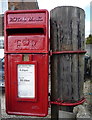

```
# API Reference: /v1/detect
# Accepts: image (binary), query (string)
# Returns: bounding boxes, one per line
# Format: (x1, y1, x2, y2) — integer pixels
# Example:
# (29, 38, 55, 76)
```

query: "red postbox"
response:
(4, 10, 49, 117)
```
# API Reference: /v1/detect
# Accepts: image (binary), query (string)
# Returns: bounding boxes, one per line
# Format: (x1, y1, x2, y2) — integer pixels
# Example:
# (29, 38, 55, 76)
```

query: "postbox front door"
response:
(4, 10, 49, 117)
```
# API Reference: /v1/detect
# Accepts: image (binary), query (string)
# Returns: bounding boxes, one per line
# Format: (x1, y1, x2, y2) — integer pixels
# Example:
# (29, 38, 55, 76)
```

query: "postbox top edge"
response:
(5, 9, 49, 15)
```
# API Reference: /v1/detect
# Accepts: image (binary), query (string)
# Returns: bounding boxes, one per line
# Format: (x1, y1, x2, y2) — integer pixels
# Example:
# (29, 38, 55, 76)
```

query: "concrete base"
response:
(59, 110, 76, 119)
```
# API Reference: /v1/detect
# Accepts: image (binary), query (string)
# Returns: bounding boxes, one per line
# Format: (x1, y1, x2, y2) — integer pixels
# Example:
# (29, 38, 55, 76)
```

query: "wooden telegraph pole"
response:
(50, 6, 85, 119)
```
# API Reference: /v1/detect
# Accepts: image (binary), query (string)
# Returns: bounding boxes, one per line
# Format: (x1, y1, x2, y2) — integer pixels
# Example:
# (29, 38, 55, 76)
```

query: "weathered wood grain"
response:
(50, 6, 85, 118)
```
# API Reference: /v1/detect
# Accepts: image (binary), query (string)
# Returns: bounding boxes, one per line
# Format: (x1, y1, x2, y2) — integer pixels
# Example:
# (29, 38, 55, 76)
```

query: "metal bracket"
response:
(49, 98, 86, 106)
(50, 50, 86, 56)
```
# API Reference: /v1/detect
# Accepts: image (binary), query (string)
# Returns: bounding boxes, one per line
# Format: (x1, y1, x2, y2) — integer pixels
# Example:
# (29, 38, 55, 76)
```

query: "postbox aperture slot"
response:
(7, 28, 45, 35)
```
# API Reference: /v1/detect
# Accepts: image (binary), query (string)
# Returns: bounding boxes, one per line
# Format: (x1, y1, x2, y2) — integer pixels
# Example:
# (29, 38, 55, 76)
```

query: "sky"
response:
(38, 0, 91, 37)
(0, 0, 91, 37)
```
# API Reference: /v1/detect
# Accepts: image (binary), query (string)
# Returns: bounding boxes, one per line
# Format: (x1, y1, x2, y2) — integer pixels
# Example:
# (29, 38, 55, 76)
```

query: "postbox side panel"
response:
(5, 54, 48, 116)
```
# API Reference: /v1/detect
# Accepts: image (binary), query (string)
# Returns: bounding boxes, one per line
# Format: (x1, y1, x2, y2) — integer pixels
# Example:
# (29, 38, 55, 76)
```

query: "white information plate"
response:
(18, 64, 35, 98)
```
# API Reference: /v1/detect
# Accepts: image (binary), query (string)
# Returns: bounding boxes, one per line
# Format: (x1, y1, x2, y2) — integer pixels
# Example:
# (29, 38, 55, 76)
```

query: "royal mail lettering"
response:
(9, 16, 43, 22)
(9, 17, 27, 22)
(8, 13, 45, 24)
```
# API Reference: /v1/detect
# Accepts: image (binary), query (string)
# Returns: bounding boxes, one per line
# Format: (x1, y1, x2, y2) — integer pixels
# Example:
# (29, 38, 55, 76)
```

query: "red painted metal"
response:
(4, 10, 49, 53)
(50, 50, 86, 56)
(4, 10, 49, 117)
(49, 98, 86, 106)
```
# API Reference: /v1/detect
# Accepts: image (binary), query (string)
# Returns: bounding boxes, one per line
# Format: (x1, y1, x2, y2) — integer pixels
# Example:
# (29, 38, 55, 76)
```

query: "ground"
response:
(0, 78, 92, 119)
